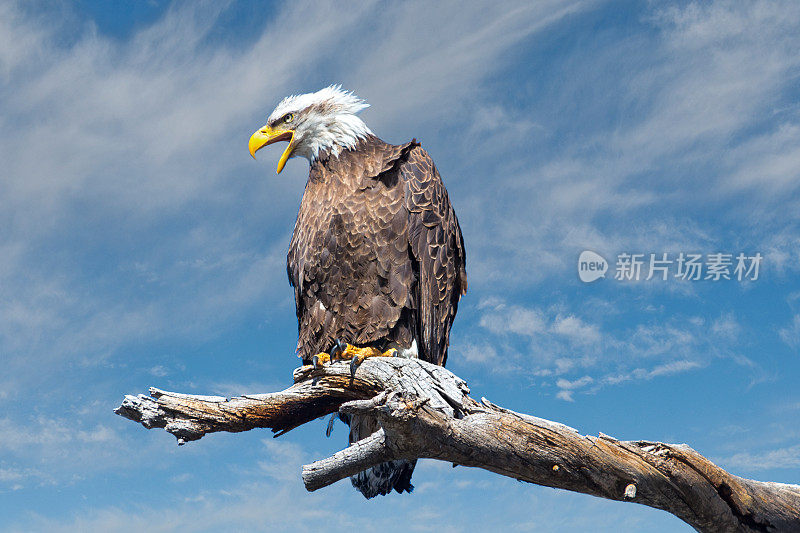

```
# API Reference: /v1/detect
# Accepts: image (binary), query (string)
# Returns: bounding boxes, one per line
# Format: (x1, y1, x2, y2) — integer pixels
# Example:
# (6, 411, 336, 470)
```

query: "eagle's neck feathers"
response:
(296, 113, 373, 162)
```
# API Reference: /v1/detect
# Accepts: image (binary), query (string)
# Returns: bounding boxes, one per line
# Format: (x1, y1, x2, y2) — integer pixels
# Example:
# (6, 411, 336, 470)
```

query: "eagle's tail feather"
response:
(341, 412, 416, 498)
(350, 459, 416, 498)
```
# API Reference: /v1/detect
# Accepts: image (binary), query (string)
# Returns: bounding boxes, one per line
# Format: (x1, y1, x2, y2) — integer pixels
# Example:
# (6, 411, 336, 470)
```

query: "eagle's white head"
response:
(249, 85, 373, 173)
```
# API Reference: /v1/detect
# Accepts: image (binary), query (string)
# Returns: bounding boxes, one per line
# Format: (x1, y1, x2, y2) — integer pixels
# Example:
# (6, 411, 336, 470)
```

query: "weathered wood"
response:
(116, 357, 800, 533)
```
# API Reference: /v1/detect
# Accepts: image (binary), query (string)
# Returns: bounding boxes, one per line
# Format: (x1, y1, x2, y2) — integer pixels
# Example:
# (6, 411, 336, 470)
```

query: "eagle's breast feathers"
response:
(287, 135, 466, 367)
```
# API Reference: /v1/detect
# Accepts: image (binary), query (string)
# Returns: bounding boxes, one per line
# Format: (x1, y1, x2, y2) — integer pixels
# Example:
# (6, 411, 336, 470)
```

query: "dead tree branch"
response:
(116, 358, 800, 533)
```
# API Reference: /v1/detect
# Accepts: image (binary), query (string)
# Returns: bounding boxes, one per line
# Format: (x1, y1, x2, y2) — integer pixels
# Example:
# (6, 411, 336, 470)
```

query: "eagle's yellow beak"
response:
(249, 126, 295, 174)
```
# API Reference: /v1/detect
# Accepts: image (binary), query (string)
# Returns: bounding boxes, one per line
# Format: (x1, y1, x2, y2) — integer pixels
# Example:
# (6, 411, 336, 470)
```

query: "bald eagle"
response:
(249, 86, 467, 498)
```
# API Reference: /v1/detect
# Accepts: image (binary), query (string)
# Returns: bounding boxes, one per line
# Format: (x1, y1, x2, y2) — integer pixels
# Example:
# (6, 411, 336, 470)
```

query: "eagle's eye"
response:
(283, 113, 294, 124)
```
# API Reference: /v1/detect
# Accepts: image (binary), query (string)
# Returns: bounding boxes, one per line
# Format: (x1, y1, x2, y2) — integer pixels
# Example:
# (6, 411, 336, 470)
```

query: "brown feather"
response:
(287, 135, 466, 369)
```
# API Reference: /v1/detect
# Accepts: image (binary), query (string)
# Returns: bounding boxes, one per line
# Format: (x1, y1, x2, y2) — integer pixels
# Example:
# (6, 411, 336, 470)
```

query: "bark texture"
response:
(115, 358, 800, 533)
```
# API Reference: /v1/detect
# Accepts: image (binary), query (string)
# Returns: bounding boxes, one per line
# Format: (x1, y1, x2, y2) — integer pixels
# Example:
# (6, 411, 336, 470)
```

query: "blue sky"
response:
(1, 0, 799, 531)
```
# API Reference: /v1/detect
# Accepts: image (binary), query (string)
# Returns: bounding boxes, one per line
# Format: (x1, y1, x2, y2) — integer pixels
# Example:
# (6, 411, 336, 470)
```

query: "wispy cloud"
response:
(711, 313, 740, 342)
(779, 315, 800, 348)
(720, 444, 800, 472)
(0, 415, 138, 490)
(460, 298, 743, 401)
(258, 439, 306, 482)
(552, 315, 601, 346)
(479, 301, 547, 337)
(555, 376, 594, 402)
(602, 360, 703, 387)
(8, 450, 681, 533)
(460, 0, 800, 288)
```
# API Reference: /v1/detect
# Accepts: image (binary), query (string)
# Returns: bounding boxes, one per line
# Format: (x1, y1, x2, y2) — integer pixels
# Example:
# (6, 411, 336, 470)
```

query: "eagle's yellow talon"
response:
(311, 352, 331, 369)
(340, 345, 396, 360)
(311, 344, 396, 370)
(333, 345, 397, 376)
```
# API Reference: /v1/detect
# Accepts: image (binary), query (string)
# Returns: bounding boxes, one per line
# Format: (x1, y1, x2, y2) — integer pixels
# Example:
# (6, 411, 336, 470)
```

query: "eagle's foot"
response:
(346, 346, 397, 377)
(310, 341, 396, 374)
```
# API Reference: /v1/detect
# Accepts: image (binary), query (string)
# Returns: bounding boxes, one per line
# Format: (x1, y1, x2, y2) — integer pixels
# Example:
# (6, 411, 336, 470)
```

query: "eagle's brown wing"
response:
(401, 144, 467, 366)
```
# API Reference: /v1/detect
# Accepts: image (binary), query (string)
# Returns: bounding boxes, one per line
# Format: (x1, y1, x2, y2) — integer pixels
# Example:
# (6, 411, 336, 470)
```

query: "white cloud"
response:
(552, 315, 601, 345)
(0, 417, 116, 454)
(720, 444, 800, 471)
(459, 0, 800, 289)
(0, 415, 140, 490)
(149, 365, 169, 378)
(479, 302, 547, 337)
(556, 390, 576, 402)
(763, 232, 800, 274)
(555, 375, 594, 402)
(779, 315, 800, 348)
(626, 324, 697, 358)
(258, 439, 306, 482)
(209, 380, 284, 398)
(611, 359, 708, 394)
(710, 313, 739, 342)
(350, 0, 591, 131)
(727, 125, 800, 195)
(460, 342, 500, 364)
(556, 376, 594, 390)
(470, 298, 744, 401)
(627, 1, 800, 167)
(614, 360, 704, 383)
(643, 360, 702, 379)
